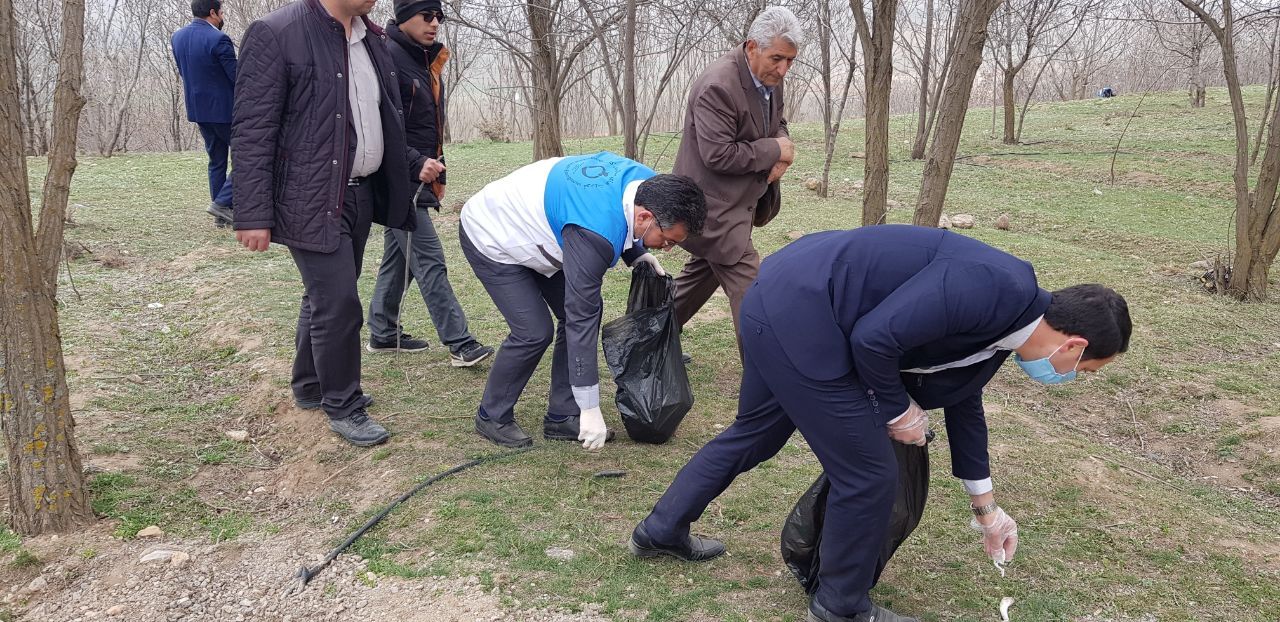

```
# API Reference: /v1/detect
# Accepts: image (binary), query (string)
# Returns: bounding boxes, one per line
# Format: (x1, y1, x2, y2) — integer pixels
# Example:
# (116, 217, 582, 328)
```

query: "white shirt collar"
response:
(994, 316, 1042, 351)
(621, 179, 643, 251)
(349, 17, 367, 44)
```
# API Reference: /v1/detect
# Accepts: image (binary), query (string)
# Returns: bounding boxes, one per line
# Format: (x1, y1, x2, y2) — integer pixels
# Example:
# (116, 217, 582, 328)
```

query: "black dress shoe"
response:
(328, 408, 390, 447)
(475, 416, 533, 448)
(629, 520, 725, 562)
(543, 416, 616, 442)
(296, 393, 373, 410)
(808, 599, 918, 622)
(207, 202, 234, 224)
(681, 352, 692, 365)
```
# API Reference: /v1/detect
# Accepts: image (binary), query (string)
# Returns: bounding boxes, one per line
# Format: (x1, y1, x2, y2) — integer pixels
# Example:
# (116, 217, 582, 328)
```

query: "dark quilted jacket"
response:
(231, 0, 421, 252)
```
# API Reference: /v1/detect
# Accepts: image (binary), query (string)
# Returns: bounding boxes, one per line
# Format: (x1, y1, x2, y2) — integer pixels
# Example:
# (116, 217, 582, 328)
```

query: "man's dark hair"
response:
(192, 0, 222, 18)
(635, 174, 706, 236)
(1044, 284, 1132, 360)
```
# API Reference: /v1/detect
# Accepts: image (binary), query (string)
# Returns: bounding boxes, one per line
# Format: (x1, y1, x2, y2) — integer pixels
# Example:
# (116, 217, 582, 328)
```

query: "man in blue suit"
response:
(630, 225, 1132, 622)
(171, 0, 237, 227)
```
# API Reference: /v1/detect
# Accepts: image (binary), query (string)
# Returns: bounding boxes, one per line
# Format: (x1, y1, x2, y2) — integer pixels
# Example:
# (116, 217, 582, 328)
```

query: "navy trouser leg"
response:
(646, 289, 897, 617)
(197, 122, 233, 207)
(289, 183, 374, 420)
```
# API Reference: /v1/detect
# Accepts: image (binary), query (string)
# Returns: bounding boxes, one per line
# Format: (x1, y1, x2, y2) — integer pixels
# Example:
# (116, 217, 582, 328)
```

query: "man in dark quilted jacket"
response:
(231, 0, 439, 447)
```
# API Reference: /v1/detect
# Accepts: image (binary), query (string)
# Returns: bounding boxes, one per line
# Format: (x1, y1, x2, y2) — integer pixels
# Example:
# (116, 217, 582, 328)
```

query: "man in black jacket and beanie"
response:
(365, 0, 495, 368)
(232, 0, 440, 447)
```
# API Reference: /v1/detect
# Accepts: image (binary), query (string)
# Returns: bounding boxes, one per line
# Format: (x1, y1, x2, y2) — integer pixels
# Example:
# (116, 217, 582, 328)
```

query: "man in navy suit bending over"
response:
(630, 225, 1132, 622)
(171, 0, 237, 227)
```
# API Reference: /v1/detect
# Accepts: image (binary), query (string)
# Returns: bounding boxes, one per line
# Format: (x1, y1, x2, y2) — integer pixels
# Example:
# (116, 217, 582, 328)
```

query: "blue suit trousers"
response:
(644, 285, 899, 617)
(197, 122, 233, 208)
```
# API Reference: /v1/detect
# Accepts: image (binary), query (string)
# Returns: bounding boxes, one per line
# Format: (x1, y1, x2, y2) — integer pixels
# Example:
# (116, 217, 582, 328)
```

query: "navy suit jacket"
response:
(754, 225, 1051, 480)
(171, 19, 237, 124)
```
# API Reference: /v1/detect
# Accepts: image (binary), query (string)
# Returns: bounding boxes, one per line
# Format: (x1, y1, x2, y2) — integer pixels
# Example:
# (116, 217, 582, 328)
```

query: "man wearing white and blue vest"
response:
(460, 152, 707, 449)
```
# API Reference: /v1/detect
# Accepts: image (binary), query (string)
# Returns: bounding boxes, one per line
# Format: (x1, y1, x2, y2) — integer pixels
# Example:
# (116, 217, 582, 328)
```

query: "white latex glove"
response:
(886, 400, 928, 446)
(970, 507, 1019, 572)
(632, 252, 666, 276)
(578, 407, 609, 450)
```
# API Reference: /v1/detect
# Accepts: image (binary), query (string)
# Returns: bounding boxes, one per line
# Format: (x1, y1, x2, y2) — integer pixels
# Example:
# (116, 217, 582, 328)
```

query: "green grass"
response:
(31, 86, 1280, 620)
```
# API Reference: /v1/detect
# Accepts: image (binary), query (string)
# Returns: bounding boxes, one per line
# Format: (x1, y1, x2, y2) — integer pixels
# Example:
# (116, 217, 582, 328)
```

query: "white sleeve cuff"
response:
(571, 384, 600, 411)
(962, 477, 993, 496)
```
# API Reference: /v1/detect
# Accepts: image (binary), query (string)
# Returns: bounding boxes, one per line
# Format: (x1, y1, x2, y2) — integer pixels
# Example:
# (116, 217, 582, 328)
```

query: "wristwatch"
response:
(971, 500, 999, 517)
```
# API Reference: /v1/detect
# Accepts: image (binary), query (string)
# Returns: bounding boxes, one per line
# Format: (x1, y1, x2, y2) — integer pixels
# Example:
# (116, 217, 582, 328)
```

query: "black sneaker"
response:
(367, 333, 430, 353)
(328, 408, 390, 447)
(295, 394, 374, 410)
(451, 342, 495, 367)
(474, 416, 533, 448)
(681, 352, 692, 365)
(543, 416, 616, 442)
(207, 202, 234, 225)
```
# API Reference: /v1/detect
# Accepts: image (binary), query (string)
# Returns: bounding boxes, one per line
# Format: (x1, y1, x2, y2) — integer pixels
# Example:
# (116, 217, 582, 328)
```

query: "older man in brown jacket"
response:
(672, 7, 802, 354)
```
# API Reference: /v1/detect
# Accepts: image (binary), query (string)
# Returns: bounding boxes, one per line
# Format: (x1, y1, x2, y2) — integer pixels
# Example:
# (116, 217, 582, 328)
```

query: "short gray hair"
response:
(747, 7, 804, 50)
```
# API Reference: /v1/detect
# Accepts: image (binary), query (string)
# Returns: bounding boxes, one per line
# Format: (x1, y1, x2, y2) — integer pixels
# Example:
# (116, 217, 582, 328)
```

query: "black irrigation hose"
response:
(288, 445, 540, 594)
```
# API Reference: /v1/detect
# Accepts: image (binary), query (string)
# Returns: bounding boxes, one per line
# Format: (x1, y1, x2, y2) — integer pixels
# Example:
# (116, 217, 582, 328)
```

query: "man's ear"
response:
(1065, 336, 1089, 355)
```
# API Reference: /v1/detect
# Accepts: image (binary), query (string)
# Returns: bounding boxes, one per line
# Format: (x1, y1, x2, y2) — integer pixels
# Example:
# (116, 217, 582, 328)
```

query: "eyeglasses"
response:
(421, 10, 446, 23)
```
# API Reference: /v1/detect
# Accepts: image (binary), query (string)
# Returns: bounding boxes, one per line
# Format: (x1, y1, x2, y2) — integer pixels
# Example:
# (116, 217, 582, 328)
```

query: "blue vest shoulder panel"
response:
(544, 152, 656, 260)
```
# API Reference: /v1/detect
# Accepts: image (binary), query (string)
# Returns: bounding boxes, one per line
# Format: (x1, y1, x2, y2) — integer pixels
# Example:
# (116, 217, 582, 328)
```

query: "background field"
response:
(4, 88, 1278, 621)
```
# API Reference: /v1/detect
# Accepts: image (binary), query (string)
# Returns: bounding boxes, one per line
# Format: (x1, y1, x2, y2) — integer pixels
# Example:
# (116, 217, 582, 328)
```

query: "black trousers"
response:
(289, 182, 374, 420)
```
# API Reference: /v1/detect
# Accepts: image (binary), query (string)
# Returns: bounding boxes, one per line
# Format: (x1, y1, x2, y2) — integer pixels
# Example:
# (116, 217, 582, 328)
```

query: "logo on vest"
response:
(560, 155, 621, 190)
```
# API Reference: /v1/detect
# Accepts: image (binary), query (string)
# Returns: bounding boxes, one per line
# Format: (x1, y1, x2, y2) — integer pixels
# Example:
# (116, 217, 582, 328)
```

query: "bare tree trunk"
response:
(0, 0, 94, 536)
(621, 0, 637, 158)
(816, 0, 856, 198)
(914, 0, 1004, 228)
(1071, 70, 1086, 99)
(910, 0, 934, 160)
(1001, 69, 1016, 143)
(1189, 38, 1206, 108)
(527, 0, 564, 159)
(851, 0, 899, 226)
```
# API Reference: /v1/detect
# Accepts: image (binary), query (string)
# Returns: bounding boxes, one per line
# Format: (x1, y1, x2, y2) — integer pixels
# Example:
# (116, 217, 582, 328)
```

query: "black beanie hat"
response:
(394, 0, 444, 25)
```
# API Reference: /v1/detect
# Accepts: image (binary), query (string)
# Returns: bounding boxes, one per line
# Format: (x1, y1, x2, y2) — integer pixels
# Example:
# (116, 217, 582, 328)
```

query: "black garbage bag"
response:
(601, 261, 694, 444)
(780, 431, 933, 594)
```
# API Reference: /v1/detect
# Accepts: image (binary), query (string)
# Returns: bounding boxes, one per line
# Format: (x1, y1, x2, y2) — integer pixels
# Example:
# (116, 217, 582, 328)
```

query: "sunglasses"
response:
(421, 10, 446, 23)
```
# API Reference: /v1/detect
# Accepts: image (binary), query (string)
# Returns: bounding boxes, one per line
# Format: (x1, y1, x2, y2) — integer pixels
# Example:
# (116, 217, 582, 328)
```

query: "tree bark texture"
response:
(1001, 69, 1016, 143)
(913, 0, 1004, 228)
(910, 0, 934, 160)
(621, 0, 638, 159)
(851, 0, 899, 226)
(527, 0, 564, 160)
(0, 0, 94, 535)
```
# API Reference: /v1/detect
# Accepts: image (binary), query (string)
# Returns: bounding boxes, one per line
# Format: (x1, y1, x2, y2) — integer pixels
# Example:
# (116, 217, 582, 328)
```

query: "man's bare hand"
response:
(776, 136, 796, 163)
(419, 158, 446, 183)
(767, 160, 790, 184)
(236, 229, 271, 252)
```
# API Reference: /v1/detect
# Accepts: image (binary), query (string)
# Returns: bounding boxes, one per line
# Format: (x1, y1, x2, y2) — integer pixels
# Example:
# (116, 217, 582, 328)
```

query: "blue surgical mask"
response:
(1015, 342, 1084, 385)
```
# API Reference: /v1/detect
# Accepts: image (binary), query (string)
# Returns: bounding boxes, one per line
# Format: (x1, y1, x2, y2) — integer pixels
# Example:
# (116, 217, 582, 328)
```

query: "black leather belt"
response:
(347, 176, 366, 186)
